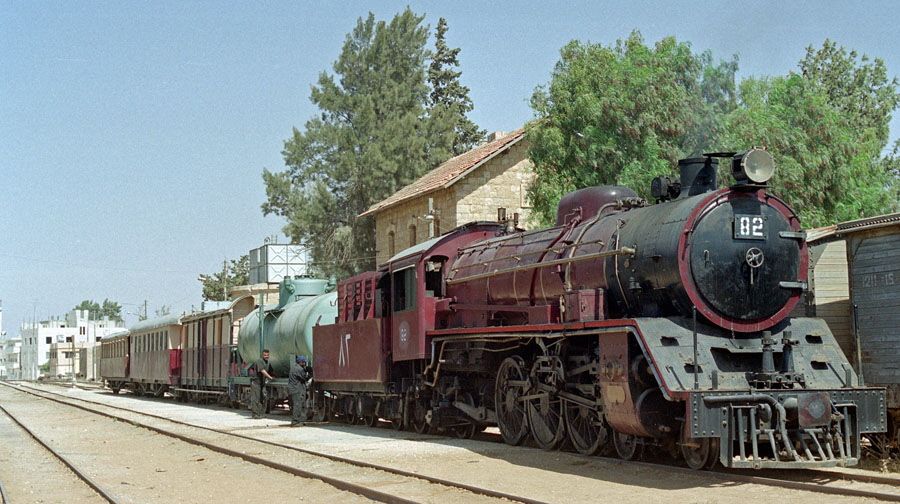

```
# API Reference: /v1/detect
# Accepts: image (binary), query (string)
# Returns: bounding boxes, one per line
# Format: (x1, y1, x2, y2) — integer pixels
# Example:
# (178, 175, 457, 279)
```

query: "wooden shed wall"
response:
(792, 239, 852, 356)
(810, 240, 852, 356)
(846, 227, 900, 405)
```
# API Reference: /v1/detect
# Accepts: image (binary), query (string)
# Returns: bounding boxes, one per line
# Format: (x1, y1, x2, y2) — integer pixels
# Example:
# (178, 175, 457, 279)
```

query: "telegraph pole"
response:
(71, 324, 77, 387)
(223, 259, 228, 301)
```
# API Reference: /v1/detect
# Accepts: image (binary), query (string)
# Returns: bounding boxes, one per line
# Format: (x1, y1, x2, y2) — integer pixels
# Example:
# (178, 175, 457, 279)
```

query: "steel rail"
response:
(0, 400, 120, 504)
(816, 469, 900, 487)
(2, 382, 550, 504)
(581, 454, 900, 502)
(707, 468, 900, 502)
(17, 382, 900, 502)
(0, 474, 9, 504)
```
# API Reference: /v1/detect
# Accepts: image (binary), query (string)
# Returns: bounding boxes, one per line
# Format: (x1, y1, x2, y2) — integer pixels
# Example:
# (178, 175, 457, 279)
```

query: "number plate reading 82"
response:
(733, 214, 767, 240)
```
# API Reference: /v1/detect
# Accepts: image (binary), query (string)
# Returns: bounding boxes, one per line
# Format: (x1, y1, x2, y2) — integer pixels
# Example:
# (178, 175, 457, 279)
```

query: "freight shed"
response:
(838, 213, 900, 411)
(799, 213, 900, 417)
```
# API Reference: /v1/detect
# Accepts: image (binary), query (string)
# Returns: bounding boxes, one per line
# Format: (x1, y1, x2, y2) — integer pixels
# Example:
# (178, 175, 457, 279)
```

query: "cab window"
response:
(392, 267, 416, 312)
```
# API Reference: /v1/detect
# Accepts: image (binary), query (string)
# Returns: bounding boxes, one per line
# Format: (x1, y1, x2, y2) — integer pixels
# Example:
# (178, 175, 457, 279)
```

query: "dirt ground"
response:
(4, 382, 897, 504)
(0, 384, 371, 504)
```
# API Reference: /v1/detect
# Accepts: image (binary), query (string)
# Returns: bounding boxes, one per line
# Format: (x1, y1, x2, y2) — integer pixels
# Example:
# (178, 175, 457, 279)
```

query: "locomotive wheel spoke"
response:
(311, 399, 327, 423)
(613, 431, 644, 461)
(564, 400, 610, 456)
(495, 356, 530, 446)
(680, 434, 714, 470)
(705, 438, 721, 469)
(411, 399, 431, 434)
(453, 423, 477, 439)
(527, 393, 566, 450)
(362, 414, 377, 427)
(452, 392, 477, 439)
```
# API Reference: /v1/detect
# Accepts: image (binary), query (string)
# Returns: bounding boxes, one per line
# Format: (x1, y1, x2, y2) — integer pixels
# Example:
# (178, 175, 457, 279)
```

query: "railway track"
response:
(0, 382, 546, 504)
(9, 381, 900, 502)
(567, 446, 900, 501)
(565, 448, 900, 501)
(0, 400, 116, 504)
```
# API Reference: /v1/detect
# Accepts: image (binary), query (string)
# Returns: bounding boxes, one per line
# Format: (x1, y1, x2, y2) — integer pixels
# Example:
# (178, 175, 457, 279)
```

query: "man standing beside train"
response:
(289, 355, 310, 426)
(250, 349, 275, 419)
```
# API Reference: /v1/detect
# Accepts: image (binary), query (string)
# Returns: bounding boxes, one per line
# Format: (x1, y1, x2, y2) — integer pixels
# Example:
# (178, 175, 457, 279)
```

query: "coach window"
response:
(392, 266, 416, 312)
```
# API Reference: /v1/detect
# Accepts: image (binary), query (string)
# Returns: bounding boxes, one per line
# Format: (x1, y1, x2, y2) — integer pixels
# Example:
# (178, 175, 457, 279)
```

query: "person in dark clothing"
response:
(288, 355, 310, 426)
(249, 349, 275, 419)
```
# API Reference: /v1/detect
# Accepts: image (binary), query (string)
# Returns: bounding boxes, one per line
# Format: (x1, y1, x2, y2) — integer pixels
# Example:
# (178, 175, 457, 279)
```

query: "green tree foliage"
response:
(428, 17, 485, 155)
(74, 300, 100, 315)
(722, 75, 897, 226)
(799, 40, 899, 146)
(722, 40, 900, 227)
(199, 255, 249, 302)
(526, 33, 897, 228)
(73, 299, 123, 322)
(880, 141, 900, 202)
(526, 32, 738, 224)
(263, 9, 478, 277)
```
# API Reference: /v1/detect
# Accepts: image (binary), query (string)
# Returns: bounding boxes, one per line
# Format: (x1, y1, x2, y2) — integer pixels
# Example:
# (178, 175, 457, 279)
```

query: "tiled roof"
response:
(358, 129, 525, 217)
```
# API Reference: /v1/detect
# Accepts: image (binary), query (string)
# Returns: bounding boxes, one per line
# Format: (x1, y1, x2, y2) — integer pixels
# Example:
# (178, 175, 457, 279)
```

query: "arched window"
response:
(409, 224, 417, 247)
(388, 231, 395, 257)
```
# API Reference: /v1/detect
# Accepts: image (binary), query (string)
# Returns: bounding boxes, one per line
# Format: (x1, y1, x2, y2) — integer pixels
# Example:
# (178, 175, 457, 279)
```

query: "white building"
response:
(49, 341, 95, 379)
(1, 337, 22, 380)
(19, 310, 127, 380)
(0, 300, 19, 379)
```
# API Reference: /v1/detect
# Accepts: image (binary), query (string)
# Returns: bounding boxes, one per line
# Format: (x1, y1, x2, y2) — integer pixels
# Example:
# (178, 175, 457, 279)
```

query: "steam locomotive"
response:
(101, 149, 886, 470)
(309, 149, 885, 469)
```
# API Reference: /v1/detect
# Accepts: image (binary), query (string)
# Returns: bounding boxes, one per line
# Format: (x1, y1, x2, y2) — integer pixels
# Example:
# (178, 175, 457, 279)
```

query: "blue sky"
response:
(2, 1, 898, 333)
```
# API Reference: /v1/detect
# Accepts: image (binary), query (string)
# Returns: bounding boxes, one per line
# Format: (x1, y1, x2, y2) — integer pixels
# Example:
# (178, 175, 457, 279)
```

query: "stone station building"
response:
(359, 130, 534, 266)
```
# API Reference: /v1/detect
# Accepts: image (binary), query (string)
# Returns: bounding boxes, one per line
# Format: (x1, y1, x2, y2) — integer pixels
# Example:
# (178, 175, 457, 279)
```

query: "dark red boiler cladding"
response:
(446, 156, 807, 332)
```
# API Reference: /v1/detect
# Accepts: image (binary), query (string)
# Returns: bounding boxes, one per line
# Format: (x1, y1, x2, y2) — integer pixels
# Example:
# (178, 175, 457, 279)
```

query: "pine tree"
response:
(427, 17, 485, 155)
(263, 9, 476, 278)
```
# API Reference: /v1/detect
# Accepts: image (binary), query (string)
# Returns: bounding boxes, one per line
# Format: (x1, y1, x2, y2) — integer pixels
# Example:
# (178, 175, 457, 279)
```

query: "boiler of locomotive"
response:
(446, 149, 806, 333)
(604, 149, 806, 332)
